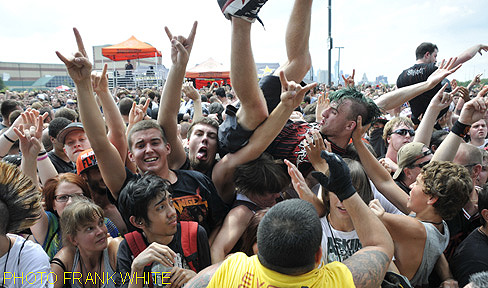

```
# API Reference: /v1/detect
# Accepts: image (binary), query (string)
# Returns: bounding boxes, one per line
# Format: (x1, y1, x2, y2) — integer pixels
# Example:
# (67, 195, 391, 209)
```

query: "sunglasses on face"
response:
(391, 128, 415, 137)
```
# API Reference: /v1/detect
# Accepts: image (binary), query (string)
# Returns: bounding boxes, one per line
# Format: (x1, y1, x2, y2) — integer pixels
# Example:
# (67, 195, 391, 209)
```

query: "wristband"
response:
(38, 151, 47, 157)
(3, 133, 15, 143)
(37, 154, 48, 161)
(451, 120, 470, 138)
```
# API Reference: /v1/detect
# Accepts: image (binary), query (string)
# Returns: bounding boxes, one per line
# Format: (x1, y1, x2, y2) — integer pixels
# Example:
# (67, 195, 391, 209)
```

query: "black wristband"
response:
(451, 120, 470, 138)
(3, 133, 15, 143)
(38, 151, 47, 156)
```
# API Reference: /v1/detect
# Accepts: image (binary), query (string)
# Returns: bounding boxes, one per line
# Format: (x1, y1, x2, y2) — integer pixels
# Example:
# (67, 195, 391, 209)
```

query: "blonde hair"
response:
(60, 197, 104, 245)
(383, 117, 414, 143)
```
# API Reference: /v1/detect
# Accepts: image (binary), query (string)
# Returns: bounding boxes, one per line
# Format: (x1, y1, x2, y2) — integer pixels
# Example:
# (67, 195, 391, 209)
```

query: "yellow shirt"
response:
(207, 252, 355, 288)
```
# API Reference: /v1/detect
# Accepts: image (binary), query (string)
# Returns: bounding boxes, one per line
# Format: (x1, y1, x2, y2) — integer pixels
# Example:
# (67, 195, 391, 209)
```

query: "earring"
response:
(138, 222, 143, 225)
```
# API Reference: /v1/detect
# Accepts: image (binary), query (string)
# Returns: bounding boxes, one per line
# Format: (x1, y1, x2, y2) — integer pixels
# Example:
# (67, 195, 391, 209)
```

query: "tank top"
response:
(69, 248, 116, 288)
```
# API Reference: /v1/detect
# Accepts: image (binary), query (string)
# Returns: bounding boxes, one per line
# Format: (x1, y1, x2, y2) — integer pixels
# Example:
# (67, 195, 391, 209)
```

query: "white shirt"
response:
(0, 234, 53, 288)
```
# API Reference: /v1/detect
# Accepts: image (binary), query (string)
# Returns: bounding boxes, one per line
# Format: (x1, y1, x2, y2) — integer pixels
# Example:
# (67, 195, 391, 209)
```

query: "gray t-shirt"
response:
(409, 220, 449, 286)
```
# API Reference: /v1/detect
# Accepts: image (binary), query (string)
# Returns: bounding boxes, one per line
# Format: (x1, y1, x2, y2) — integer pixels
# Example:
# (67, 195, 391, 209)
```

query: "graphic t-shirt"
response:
(396, 63, 450, 121)
(320, 216, 361, 263)
(123, 168, 229, 233)
(207, 253, 354, 288)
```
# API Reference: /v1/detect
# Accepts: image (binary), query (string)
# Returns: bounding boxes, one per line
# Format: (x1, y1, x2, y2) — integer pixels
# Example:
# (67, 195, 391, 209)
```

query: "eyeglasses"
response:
(391, 128, 415, 137)
(54, 193, 84, 202)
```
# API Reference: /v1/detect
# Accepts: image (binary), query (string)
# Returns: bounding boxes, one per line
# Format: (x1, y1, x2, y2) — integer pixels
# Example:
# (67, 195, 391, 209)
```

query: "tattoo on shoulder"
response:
(185, 273, 213, 288)
(184, 263, 222, 288)
(343, 250, 390, 288)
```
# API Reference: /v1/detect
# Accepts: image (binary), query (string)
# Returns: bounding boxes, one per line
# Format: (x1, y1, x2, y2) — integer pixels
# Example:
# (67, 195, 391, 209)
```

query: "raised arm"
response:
(182, 82, 203, 121)
(212, 71, 317, 204)
(351, 116, 410, 214)
(0, 108, 47, 158)
(92, 64, 128, 164)
(14, 116, 50, 247)
(157, 22, 198, 170)
(413, 83, 453, 145)
(56, 28, 126, 199)
(285, 159, 326, 217)
(452, 44, 488, 67)
(432, 87, 488, 162)
(374, 58, 461, 112)
(312, 152, 394, 288)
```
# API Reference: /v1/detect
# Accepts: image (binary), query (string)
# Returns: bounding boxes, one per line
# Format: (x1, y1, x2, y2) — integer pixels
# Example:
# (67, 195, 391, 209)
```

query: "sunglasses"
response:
(410, 160, 430, 169)
(391, 128, 415, 137)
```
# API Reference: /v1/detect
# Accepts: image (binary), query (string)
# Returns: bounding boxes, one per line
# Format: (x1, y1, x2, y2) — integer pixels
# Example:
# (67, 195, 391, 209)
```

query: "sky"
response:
(1, 0, 487, 84)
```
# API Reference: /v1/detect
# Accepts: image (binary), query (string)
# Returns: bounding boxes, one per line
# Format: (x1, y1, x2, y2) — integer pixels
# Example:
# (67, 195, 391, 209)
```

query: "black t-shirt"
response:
(48, 151, 75, 174)
(445, 211, 481, 261)
(116, 224, 211, 288)
(396, 63, 450, 121)
(450, 228, 488, 287)
(394, 179, 411, 194)
(122, 168, 229, 234)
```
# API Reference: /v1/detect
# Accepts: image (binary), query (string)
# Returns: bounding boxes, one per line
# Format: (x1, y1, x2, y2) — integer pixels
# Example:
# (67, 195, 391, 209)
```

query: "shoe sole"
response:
(220, 0, 236, 14)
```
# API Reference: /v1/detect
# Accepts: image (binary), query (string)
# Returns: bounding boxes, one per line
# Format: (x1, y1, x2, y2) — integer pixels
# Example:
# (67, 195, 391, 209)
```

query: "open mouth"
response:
(144, 157, 158, 163)
(196, 147, 208, 161)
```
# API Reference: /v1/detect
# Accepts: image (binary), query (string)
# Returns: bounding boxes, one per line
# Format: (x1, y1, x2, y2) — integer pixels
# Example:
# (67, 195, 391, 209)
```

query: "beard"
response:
(87, 179, 107, 196)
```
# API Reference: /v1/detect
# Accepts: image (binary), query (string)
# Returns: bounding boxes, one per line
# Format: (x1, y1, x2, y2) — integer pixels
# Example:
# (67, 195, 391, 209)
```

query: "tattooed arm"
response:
(184, 262, 223, 288)
(340, 193, 394, 288)
(343, 248, 390, 288)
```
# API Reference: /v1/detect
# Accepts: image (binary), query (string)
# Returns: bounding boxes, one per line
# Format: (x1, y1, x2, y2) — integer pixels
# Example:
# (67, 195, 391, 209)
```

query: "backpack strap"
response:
(124, 231, 149, 262)
(180, 221, 199, 272)
(124, 231, 153, 288)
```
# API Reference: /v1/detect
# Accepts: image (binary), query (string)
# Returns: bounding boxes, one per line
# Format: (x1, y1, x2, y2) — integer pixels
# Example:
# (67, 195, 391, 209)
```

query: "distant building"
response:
(0, 62, 70, 90)
(317, 69, 329, 84)
(375, 75, 388, 85)
(359, 73, 370, 85)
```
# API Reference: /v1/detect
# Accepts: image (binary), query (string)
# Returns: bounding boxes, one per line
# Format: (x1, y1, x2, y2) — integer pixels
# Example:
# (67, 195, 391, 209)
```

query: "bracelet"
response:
(451, 120, 470, 138)
(38, 151, 47, 157)
(37, 154, 48, 162)
(3, 133, 15, 143)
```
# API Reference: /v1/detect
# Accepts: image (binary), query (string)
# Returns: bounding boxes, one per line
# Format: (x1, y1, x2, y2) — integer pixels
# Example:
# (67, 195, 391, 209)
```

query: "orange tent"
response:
(102, 36, 162, 61)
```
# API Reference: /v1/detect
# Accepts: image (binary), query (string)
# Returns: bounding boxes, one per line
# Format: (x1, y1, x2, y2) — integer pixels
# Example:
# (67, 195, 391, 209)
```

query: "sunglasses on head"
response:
(410, 160, 430, 169)
(391, 128, 415, 137)
(406, 150, 432, 168)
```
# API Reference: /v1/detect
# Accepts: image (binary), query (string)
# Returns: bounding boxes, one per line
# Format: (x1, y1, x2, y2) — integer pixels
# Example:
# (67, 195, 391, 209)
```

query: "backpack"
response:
(124, 221, 199, 273)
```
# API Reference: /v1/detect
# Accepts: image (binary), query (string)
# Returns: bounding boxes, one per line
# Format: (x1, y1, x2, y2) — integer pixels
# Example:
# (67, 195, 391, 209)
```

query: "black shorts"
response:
(218, 105, 254, 156)
(259, 75, 282, 114)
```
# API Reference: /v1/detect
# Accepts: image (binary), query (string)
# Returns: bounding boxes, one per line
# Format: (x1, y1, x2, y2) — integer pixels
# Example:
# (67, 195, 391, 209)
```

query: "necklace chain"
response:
(79, 250, 102, 288)
(1, 236, 11, 288)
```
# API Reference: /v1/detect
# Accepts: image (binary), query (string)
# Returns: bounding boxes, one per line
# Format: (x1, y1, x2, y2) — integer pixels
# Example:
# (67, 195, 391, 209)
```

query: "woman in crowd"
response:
(31, 173, 119, 259)
(50, 197, 119, 288)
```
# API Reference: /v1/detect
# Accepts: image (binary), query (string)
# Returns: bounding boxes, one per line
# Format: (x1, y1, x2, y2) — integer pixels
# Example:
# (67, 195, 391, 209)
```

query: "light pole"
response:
(327, 0, 332, 86)
(336, 46, 344, 85)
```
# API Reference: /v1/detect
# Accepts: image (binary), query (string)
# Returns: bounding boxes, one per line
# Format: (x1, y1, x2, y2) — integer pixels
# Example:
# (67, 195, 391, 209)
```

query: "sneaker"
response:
(218, 0, 268, 23)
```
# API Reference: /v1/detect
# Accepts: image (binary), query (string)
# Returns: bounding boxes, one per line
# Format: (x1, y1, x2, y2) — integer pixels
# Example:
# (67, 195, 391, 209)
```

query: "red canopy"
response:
(102, 36, 161, 61)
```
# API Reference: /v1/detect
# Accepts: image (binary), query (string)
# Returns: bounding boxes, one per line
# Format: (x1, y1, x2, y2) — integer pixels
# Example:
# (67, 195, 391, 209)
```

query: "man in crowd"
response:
(397, 42, 488, 124)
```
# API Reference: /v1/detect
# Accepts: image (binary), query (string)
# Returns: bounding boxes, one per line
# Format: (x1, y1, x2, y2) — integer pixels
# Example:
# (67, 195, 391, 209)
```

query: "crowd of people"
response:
(1, 0, 488, 287)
